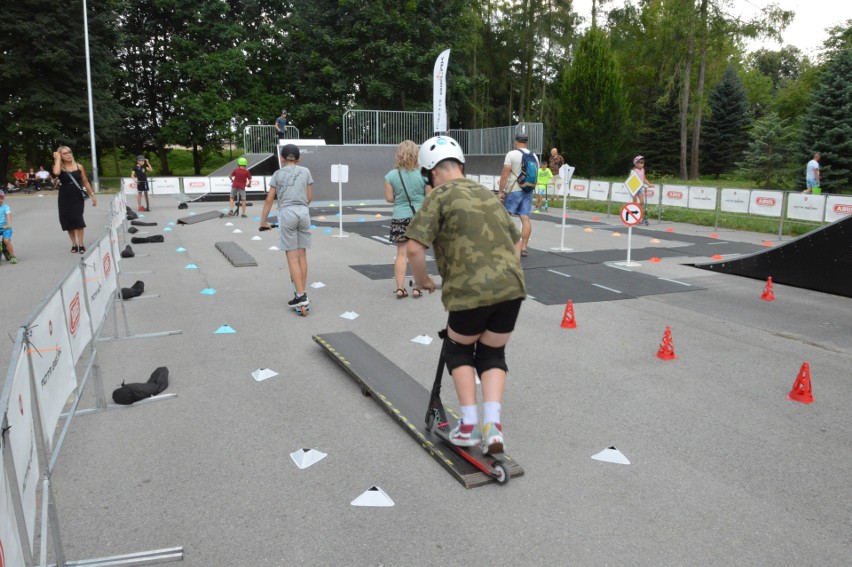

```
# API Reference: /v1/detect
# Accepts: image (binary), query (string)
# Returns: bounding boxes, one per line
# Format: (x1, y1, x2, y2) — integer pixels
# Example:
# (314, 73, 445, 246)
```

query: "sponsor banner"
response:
(644, 185, 660, 206)
(121, 177, 135, 195)
(183, 177, 210, 195)
(245, 177, 265, 192)
(110, 195, 124, 233)
(479, 175, 495, 191)
(825, 194, 852, 223)
(465, 174, 479, 183)
(26, 289, 77, 448)
(60, 267, 93, 364)
(264, 176, 274, 193)
(150, 177, 180, 195)
(570, 179, 590, 199)
(787, 193, 825, 222)
(661, 184, 689, 208)
(84, 236, 114, 328)
(209, 176, 233, 194)
(609, 182, 633, 204)
(720, 188, 750, 213)
(102, 229, 119, 289)
(1, 469, 26, 567)
(749, 190, 783, 217)
(586, 179, 607, 201)
(433, 49, 450, 132)
(7, 345, 39, 551)
(688, 186, 717, 211)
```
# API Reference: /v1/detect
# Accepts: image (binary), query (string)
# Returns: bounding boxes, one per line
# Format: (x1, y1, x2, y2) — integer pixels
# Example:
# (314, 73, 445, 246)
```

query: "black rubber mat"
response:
(177, 210, 224, 225)
(314, 332, 523, 488)
(350, 261, 439, 281)
(215, 241, 257, 267)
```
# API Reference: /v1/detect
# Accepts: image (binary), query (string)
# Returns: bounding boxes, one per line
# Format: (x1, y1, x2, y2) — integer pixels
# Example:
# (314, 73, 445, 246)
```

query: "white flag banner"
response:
(433, 49, 451, 133)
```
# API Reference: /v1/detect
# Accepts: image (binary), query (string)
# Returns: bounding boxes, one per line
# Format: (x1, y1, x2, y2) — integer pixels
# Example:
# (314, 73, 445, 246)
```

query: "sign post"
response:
(616, 202, 643, 267)
(551, 164, 576, 252)
(330, 164, 350, 238)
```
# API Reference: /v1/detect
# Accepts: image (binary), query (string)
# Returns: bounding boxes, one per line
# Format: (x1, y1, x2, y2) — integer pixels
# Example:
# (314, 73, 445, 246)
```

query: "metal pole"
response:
(82, 0, 99, 194)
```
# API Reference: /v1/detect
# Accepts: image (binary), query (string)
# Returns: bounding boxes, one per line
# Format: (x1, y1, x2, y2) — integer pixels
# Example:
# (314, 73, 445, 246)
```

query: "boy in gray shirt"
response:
(260, 144, 313, 307)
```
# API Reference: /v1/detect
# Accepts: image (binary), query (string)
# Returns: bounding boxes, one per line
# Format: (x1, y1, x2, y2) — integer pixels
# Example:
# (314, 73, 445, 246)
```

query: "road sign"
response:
(624, 170, 644, 196)
(331, 164, 349, 183)
(621, 203, 643, 226)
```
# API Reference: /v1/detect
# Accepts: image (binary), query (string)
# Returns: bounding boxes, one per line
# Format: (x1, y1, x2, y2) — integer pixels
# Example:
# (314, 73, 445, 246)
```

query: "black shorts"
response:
(136, 180, 149, 192)
(447, 297, 523, 337)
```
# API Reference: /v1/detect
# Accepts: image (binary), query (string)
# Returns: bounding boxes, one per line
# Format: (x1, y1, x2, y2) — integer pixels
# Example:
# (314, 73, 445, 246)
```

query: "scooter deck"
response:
(313, 331, 523, 488)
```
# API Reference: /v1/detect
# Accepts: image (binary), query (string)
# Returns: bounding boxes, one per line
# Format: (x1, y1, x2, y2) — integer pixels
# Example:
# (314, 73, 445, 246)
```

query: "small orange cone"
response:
(710, 233, 718, 238)
(656, 326, 677, 360)
(560, 300, 577, 329)
(761, 277, 775, 301)
(649, 257, 661, 263)
(787, 362, 814, 404)
(762, 241, 773, 247)
(711, 254, 723, 260)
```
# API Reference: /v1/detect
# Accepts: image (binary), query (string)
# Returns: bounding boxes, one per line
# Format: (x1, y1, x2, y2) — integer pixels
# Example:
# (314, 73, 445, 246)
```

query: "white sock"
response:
(461, 405, 479, 426)
(483, 401, 501, 424)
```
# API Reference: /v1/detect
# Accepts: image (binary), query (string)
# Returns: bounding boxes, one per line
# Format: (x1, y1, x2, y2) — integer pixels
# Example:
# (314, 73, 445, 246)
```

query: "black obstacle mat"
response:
(525, 263, 704, 305)
(350, 261, 439, 281)
(664, 241, 765, 258)
(215, 241, 258, 267)
(519, 248, 589, 269)
(557, 247, 688, 265)
(177, 210, 224, 225)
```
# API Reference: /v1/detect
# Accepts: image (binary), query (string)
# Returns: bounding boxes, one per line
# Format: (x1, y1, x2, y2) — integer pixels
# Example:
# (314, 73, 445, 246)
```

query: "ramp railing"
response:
(243, 124, 300, 154)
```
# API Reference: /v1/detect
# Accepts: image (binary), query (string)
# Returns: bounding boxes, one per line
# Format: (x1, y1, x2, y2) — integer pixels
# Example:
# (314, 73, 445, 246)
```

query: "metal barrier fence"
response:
(342, 110, 543, 155)
(1, 192, 183, 566)
(243, 125, 300, 154)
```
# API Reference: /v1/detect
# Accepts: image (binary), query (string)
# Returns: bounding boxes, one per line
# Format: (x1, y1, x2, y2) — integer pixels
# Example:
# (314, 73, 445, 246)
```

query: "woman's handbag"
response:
(65, 170, 89, 200)
(396, 170, 416, 216)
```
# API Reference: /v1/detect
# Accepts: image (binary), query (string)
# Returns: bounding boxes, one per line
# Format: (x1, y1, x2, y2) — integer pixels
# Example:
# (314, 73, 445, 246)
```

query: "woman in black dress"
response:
(52, 146, 97, 253)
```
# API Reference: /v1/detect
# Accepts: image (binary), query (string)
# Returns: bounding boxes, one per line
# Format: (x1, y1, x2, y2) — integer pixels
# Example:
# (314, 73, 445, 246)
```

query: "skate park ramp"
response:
(694, 214, 852, 298)
(208, 153, 278, 177)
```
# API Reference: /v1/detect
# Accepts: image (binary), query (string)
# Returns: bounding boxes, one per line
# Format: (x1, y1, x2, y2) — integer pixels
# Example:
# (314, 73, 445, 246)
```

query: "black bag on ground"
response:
(112, 367, 169, 405)
(121, 245, 135, 258)
(178, 202, 188, 209)
(131, 235, 164, 243)
(120, 280, 144, 300)
(128, 226, 139, 234)
(131, 220, 158, 226)
(126, 206, 138, 221)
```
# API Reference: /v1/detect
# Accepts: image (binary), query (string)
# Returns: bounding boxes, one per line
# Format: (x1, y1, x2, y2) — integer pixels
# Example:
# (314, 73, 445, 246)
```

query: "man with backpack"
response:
(498, 130, 539, 257)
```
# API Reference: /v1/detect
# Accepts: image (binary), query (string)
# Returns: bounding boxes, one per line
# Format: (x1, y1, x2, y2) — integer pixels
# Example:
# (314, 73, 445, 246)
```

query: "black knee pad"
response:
(443, 338, 475, 372)
(475, 342, 507, 376)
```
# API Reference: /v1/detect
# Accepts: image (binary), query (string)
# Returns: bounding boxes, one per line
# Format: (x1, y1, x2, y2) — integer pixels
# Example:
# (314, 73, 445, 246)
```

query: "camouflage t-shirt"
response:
(405, 177, 526, 312)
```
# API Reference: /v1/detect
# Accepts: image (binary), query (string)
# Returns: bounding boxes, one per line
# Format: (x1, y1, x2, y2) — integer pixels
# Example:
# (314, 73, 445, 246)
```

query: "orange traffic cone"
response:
(761, 277, 775, 301)
(787, 362, 814, 404)
(560, 300, 577, 329)
(656, 326, 677, 360)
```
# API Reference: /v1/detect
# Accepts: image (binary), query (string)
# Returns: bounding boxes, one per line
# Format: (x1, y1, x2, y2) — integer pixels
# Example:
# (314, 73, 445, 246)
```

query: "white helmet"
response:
(419, 136, 465, 171)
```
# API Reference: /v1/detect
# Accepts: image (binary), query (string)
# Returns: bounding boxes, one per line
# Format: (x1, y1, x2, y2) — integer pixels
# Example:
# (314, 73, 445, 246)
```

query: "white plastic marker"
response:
(551, 164, 576, 252)
(330, 164, 350, 238)
(340, 311, 359, 320)
(411, 335, 433, 345)
(290, 448, 327, 469)
(351, 486, 394, 507)
(591, 446, 630, 465)
(251, 368, 279, 381)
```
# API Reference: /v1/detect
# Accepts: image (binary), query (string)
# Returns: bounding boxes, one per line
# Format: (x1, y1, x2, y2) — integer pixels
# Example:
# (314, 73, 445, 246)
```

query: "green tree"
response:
(799, 48, 852, 193)
(700, 66, 751, 177)
(738, 112, 797, 188)
(0, 0, 122, 179)
(556, 28, 630, 176)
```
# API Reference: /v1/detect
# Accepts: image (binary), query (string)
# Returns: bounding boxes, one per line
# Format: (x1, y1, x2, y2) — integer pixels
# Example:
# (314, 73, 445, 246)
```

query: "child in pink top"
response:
(632, 156, 654, 226)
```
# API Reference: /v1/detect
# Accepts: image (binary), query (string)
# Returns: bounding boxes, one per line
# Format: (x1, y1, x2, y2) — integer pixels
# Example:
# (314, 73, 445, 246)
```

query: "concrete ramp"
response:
(695, 214, 852, 297)
(208, 153, 278, 177)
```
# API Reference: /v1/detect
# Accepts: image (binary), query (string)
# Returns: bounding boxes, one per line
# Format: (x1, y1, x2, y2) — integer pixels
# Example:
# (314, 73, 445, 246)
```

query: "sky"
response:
(572, 0, 852, 57)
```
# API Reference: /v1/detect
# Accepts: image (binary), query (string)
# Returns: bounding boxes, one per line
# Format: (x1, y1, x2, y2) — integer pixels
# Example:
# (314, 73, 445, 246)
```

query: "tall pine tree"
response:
(799, 48, 852, 193)
(701, 66, 751, 177)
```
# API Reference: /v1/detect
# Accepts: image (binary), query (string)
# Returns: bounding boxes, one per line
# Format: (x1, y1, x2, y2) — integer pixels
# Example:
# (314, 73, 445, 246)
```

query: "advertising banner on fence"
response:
(479, 175, 495, 191)
(570, 179, 590, 199)
(825, 195, 852, 223)
(688, 186, 717, 211)
(610, 183, 633, 204)
(8, 346, 39, 551)
(150, 177, 180, 195)
(787, 193, 825, 222)
(661, 185, 689, 208)
(209, 177, 233, 194)
(585, 179, 605, 201)
(1, 470, 26, 567)
(720, 188, 749, 213)
(644, 185, 660, 205)
(183, 177, 210, 195)
(60, 267, 93, 364)
(84, 236, 115, 329)
(465, 174, 480, 184)
(26, 290, 77, 449)
(246, 177, 265, 192)
(749, 190, 783, 217)
(121, 177, 135, 195)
